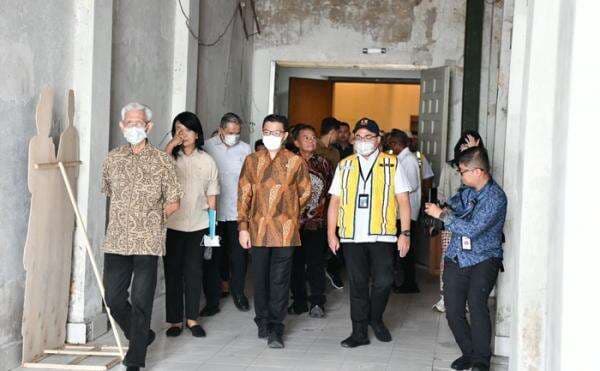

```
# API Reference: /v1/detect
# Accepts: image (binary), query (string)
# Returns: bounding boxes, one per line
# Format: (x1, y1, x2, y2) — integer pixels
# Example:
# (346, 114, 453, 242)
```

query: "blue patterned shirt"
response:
(442, 179, 507, 268)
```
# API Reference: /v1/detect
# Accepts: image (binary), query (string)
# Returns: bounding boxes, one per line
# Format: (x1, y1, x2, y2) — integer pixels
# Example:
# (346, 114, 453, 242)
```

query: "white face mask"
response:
(355, 140, 377, 156)
(223, 134, 240, 146)
(123, 127, 147, 145)
(262, 135, 283, 151)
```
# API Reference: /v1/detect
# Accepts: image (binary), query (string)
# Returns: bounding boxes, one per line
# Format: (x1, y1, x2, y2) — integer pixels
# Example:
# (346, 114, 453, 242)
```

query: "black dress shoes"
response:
(267, 332, 284, 348)
(450, 355, 473, 370)
(187, 324, 207, 337)
(369, 322, 392, 342)
(340, 335, 370, 348)
(165, 326, 182, 337)
(233, 295, 250, 311)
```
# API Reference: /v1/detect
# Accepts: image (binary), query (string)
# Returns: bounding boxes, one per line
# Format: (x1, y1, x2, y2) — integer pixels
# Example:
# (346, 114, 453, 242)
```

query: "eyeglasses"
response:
(262, 130, 286, 137)
(355, 135, 378, 141)
(123, 121, 147, 128)
(457, 168, 482, 175)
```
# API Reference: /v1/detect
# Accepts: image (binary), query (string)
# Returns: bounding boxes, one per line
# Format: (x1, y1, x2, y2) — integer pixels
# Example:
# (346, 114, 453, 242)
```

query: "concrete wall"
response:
(250, 0, 466, 147)
(500, 0, 600, 368)
(196, 0, 254, 141)
(110, 0, 176, 149)
(0, 1, 199, 367)
(0, 1, 76, 368)
(483, 0, 515, 357)
(550, 2, 600, 369)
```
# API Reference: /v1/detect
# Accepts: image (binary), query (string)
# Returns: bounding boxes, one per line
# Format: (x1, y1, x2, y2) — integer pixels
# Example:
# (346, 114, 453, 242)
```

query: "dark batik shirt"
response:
(300, 153, 333, 230)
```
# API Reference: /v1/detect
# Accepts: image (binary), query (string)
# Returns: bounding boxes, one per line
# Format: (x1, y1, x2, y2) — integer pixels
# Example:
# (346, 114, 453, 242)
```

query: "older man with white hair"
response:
(101, 103, 182, 370)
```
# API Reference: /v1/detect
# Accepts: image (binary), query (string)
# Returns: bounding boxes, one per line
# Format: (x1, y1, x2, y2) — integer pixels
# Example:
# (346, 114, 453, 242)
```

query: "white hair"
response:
(121, 102, 153, 122)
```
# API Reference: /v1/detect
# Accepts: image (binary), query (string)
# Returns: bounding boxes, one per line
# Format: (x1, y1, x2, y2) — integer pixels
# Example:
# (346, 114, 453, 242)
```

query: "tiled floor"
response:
(15, 271, 508, 370)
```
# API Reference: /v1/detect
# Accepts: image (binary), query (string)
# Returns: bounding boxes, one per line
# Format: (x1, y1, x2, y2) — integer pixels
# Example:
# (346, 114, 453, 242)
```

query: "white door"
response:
(418, 66, 450, 186)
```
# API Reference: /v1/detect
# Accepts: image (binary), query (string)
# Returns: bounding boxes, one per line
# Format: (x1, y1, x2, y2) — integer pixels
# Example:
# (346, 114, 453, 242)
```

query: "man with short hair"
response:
(386, 129, 421, 293)
(238, 114, 311, 349)
(327, 118, 412, 348)
(316, 117, 341, 167)
(102, 103, 182, 371)
(203, 113, 252, 314)
(333, 121, 354, 159)
(425, 147, 507, 371)
(317, 117, 345, 289)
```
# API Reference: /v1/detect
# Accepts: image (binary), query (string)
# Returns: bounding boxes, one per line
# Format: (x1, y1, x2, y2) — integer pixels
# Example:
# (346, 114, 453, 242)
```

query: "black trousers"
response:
(291, 228, 327, 307)
(251, 246, 295, 335)
(343, 242, 394, 331)
(103, 253, 158, 368)
(217, 221, 249, 297)
(394, 220, 418, 287)
(326, 229, 344, 273)
(163, 229, 205, 323)
(443, 258, 500, 366)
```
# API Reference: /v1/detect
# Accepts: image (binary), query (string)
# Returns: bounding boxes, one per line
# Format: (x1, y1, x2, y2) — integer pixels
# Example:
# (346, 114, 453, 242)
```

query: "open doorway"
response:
(273, 64, 450, 274)
(274, 64, 449, 184)
(288, 78, 421, 135)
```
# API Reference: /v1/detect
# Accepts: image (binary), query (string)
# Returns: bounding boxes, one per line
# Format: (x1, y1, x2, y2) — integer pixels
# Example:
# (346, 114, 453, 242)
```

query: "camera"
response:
(420, 188, 444, 235)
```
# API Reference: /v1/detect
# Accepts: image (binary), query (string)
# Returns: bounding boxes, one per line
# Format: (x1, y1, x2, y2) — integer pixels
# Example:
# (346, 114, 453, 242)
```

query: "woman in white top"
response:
(432, 131, 484, 313)
(163, 112, 220, 337)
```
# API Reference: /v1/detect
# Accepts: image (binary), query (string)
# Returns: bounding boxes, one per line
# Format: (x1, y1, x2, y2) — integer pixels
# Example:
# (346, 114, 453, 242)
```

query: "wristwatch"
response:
(401, 230, 411, 237)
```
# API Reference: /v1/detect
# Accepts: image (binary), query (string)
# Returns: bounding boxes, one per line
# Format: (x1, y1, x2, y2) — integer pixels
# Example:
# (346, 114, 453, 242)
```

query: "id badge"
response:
(358, 194, 369, 209)
(461, 236, 472, 251)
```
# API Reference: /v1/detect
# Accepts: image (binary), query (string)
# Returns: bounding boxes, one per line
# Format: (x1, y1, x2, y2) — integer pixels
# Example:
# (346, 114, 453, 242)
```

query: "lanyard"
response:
(357, 158, 376, 192)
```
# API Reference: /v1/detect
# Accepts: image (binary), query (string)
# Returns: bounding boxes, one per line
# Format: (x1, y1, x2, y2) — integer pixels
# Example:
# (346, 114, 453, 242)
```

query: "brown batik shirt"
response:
(237, 149, 312, 247)
(101, 142, 183, 256)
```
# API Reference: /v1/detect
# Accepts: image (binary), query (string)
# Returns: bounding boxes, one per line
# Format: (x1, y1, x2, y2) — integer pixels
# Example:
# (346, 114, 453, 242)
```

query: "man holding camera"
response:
(424, 147, 506, 371)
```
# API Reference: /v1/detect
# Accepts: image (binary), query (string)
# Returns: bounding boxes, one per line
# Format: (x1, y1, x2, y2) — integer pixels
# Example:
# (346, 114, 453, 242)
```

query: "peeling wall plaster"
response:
(255, 0, 421, 47)
(250, 0, 467, 151)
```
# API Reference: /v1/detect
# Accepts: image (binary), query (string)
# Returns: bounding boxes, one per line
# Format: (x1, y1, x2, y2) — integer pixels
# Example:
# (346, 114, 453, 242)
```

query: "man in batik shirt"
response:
(237, 114, 311, 349)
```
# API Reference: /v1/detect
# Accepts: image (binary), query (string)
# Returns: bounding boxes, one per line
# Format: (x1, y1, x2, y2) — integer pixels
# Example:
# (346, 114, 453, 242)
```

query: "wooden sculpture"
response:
(22, 87, 68, 363)
(22, 89, 123, 370)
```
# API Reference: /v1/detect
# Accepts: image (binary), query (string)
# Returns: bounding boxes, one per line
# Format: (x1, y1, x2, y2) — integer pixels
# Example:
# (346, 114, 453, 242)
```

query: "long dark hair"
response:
(171, 111, 204, 159)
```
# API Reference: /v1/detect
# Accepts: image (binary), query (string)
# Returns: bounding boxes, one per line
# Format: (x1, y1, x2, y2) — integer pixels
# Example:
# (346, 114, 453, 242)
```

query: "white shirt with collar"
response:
(397, 147, 421, 221)
(421, 155, 435, 180)
(329, 150, 411, 243)
(203, 135, 252, 221)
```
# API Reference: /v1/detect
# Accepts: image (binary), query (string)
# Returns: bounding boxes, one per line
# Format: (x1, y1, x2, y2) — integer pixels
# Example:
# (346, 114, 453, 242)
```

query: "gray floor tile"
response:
(13, 270, 510, 371)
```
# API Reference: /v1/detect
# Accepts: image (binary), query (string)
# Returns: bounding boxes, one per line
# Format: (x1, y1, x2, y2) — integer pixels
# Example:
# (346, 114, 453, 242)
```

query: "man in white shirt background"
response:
(407, 131, 435, 202)
(203, 113, 252, 313)
(386, 129, 421, 294)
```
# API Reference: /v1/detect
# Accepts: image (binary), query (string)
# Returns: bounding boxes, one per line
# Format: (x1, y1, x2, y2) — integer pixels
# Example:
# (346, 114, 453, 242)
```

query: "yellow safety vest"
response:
(337, 153, 398, 239)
